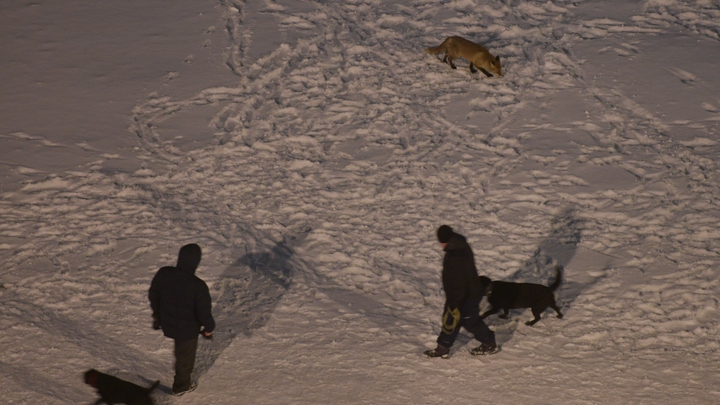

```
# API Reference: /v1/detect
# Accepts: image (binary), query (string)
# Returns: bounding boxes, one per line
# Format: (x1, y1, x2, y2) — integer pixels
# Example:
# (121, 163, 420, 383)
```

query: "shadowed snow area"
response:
(1, 0, 719, 404)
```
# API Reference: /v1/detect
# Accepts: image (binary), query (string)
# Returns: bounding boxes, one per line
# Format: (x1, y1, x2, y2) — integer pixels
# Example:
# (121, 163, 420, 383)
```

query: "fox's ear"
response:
(496, 56, 500, 61)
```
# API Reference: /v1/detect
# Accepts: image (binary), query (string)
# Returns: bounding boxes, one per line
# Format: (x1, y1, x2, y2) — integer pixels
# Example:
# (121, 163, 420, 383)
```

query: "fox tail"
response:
(424, 45, 444, 55)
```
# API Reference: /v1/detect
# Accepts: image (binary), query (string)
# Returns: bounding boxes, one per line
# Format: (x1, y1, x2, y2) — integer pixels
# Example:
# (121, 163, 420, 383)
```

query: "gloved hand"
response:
(200, 329, 213, 340)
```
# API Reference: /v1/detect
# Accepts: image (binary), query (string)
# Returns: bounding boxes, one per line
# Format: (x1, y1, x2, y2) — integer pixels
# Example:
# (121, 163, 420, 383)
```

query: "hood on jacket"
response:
(437, 225, 454, 243)
(177, 243, 202, 274)
(443, 233, 468, 251)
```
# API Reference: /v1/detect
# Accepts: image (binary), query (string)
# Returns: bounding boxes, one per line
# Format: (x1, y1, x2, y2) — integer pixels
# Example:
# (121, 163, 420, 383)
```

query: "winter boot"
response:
(424, 344, 450, 359)
(173, 381, 198, 396)
(470, 343, 499, 356)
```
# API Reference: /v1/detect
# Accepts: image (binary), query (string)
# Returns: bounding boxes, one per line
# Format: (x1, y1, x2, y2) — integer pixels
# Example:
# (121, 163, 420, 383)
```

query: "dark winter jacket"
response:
(149, 244, 215, 341)
(442, 233, 484, 309)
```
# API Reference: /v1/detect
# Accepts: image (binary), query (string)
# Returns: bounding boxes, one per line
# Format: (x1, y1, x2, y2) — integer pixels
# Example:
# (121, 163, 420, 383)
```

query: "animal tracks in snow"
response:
(1, 0, 720, 402)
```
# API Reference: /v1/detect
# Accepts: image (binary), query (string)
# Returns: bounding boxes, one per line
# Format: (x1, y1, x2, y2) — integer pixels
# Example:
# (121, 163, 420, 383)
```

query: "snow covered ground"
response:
(1, 0, 719, 404)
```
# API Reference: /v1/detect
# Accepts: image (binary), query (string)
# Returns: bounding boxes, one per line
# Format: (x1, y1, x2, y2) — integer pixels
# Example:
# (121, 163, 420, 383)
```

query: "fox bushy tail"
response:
(424, 45, 444, 55)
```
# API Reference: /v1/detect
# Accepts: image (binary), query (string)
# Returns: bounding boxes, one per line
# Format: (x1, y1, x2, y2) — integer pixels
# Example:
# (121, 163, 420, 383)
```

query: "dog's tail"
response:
(548, 265, 563, 292)
(147, 380, 161, 394)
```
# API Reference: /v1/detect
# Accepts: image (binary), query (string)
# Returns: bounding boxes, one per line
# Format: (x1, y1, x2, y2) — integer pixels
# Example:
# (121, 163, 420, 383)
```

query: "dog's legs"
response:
(480, 306, 500, 319)
(550, 304, 563, 319)
(526, 307, 544, 326)
(549, 296, 563, 319)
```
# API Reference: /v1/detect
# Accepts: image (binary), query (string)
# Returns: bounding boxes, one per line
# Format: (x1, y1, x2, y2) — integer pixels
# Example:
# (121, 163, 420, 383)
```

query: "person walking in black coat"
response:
(149, 243, 215, 395)
(424, 225, 498, 358)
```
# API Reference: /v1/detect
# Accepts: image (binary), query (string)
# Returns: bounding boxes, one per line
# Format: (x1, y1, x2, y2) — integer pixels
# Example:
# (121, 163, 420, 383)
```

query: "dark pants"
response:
(173, 337, 198, 393)
(437, 299, 495, 348)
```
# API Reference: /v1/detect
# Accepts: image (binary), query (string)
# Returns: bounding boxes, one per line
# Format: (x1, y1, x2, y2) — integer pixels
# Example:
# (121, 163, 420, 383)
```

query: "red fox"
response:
(425, 36, 502, 77)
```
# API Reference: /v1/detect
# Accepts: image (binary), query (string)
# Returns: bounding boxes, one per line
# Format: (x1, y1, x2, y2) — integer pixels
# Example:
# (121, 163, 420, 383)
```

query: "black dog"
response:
(478, 265, 563, 326)
(84, 369, 160, 405)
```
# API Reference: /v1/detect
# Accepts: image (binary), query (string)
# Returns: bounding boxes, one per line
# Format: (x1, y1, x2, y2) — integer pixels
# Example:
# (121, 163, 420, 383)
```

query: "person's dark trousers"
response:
(173, 337, 198, 393)
(437, 300, 495, 348)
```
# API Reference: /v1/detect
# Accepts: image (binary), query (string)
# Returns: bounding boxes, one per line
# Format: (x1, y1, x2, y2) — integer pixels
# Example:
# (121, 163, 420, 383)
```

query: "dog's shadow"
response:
(106, 240, 296, 402)
(99, 369, 172, 404)
(192, 240, 295, 379)
(482, 208, 583, 345)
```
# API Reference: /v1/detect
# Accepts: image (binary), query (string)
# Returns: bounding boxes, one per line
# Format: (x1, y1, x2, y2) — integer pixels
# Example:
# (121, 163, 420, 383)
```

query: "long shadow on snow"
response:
(1, 292, 169, 400)
(192, 241, 294, 378)
(482, 208, 587, 345)
(0, 359, 86, 404)
(3, 293, 161, 376)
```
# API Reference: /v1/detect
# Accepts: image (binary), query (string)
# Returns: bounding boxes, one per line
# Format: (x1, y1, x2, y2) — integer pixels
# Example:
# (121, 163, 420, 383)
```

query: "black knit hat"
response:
(437, 225, 454, 243)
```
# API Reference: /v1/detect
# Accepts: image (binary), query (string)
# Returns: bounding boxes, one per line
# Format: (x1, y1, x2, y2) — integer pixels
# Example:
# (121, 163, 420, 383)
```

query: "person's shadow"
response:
(482, 208, 586, 345)
(192, 240, 294, 378)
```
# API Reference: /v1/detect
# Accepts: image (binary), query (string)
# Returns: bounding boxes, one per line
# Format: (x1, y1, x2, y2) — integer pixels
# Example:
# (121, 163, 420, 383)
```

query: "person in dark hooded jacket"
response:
(149, 243, 215, 395)
(424, 225, 497, 358)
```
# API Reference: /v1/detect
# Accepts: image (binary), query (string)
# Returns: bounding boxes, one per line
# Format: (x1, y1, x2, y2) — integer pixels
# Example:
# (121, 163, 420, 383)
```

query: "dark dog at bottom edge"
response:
(478, 265, 564, 326)
(84, 368, 160, 405)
